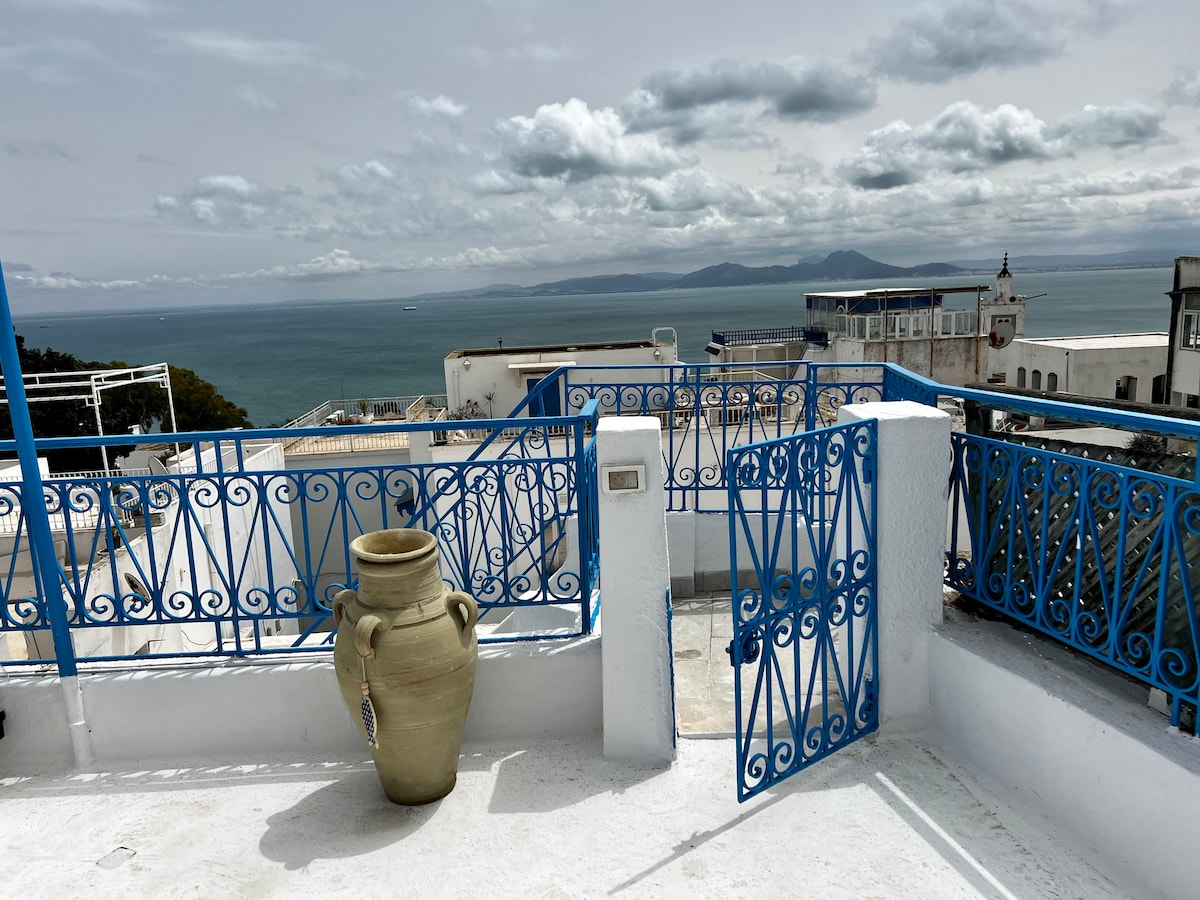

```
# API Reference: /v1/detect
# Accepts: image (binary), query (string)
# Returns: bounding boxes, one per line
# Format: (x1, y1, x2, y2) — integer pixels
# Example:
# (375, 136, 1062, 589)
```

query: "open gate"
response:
(726, 419, 878, 801)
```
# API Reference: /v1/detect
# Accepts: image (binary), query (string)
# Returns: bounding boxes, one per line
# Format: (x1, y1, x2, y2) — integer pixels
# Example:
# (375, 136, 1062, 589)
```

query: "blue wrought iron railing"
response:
(880, 365, 1200, 732)
(1, 411, 599, 672)
(727, 419, 879, 800)
(523, 361, 888, 511)
(947, 432, 1200, 730)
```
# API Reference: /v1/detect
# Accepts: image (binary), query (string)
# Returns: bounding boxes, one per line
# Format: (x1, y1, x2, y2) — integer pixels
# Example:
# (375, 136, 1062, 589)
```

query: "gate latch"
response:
(726, 630, 761, 666)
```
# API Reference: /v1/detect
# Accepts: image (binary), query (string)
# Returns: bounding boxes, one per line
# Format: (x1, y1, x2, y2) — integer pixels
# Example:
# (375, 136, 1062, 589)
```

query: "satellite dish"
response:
(147, 457, 169, 476)
(124, 571, 151, 599)
(988, 315, 1016, 349)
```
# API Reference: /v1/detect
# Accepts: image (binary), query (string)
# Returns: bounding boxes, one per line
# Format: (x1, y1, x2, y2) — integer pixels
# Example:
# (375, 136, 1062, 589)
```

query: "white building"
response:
(993, 333, 1168, 403)
(1166, 255, 1200, 409)
(444, 332, 677, 418)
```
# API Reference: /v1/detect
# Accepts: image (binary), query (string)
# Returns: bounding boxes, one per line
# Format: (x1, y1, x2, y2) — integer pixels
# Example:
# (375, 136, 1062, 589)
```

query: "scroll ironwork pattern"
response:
(948, 433, 1200, 732)
(727, 419, 878, 801)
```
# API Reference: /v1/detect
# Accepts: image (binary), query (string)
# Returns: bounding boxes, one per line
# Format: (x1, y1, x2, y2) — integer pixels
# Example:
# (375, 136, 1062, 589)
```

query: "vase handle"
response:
(331, 588, 356, 626)
(355, 614, 385, 658)
(446, 591, 478, 638)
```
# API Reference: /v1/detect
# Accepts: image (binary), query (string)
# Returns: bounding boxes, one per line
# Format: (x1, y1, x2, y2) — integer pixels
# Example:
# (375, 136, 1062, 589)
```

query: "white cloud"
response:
(1049, 102, 1167, 149)
(497, 98, 689, 182)
(155, 174, 305, 229)
(635, 169, 775, 216)
(408, 94, 467, 119)
(839, 101, 1169, 189)
(222, 248, 373, 281)
(323, 160, 397, 200)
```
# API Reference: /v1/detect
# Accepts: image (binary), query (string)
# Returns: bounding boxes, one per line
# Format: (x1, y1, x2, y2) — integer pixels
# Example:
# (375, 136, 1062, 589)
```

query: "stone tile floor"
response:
(671, 594, 737, 736)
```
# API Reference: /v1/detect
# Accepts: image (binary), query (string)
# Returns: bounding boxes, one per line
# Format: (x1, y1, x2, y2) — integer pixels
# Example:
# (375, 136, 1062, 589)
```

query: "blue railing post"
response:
(804, 364, 818, 430)
(0, 260, 78, 676)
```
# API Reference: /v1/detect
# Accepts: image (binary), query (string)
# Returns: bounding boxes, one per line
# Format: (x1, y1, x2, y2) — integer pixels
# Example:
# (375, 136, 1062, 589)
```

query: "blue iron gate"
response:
(726, 420, 879, 801)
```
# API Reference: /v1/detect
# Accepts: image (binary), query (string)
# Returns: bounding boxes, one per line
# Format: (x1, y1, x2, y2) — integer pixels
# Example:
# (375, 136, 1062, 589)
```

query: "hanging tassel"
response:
(360, 655, 380, 749)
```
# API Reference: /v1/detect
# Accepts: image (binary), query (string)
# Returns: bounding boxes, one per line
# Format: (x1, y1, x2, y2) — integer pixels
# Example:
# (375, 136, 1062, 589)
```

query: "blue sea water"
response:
(14, 267, 1174, 426)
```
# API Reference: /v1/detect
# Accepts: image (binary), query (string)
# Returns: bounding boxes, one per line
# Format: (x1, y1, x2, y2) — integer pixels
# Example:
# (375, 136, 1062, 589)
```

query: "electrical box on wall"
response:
(602, 464, 645, 494)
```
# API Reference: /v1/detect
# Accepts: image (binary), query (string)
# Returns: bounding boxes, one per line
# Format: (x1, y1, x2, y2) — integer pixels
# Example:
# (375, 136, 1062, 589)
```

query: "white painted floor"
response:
(2, 734, 1140, 899)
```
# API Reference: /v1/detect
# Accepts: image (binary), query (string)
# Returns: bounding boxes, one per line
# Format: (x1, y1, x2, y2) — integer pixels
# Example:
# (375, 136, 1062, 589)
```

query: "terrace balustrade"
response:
(4, 359, 1200, 737)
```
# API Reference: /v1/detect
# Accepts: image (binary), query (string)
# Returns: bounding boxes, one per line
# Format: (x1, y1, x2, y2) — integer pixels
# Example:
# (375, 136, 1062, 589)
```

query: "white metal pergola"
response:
(0, 363, 179, 477)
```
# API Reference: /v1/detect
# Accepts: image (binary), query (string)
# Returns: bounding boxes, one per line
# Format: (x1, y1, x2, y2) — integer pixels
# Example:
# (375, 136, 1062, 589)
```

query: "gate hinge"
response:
(861, 452, 875, 485)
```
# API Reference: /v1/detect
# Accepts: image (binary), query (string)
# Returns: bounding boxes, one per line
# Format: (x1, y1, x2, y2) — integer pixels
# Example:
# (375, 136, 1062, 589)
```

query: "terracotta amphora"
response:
(333, 529, 478, 804)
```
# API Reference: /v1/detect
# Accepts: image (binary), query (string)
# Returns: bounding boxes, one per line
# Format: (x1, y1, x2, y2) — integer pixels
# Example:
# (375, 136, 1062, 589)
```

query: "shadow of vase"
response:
(258, 768, 440, 870)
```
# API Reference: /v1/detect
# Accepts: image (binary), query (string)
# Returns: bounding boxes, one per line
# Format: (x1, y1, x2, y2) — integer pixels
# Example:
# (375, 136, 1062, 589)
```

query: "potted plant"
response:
(357, 398, 374, 424)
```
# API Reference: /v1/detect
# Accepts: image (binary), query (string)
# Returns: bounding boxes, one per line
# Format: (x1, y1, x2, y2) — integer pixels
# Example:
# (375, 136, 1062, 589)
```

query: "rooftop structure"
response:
(710, 256, 1026, 388)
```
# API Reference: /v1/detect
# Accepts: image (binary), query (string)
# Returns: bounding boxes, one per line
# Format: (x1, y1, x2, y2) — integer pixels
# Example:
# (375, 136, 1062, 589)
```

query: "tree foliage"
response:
(1, 335, 252, 472)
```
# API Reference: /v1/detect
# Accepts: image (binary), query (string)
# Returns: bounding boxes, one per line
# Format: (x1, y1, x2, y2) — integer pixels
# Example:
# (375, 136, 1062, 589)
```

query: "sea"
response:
(14, 267, 1174, 427)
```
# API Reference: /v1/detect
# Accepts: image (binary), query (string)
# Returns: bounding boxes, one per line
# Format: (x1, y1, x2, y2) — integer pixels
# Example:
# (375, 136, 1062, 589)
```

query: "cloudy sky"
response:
(3, 0, 1199, 312)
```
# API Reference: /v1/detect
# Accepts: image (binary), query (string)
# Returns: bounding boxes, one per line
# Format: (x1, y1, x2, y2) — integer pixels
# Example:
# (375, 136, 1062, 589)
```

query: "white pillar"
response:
(838, 401, 950, 731)
(597, 417, 676, 764)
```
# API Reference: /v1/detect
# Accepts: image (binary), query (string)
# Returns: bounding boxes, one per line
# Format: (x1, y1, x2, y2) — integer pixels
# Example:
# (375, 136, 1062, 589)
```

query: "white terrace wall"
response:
(0, 635, 602, 772)
(445, 343, 673, 419)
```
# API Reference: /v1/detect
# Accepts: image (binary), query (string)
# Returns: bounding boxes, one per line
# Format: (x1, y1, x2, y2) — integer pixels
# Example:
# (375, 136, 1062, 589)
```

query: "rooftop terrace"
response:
(3, 355, 1200, 898)
(3, 730, 1137, 899)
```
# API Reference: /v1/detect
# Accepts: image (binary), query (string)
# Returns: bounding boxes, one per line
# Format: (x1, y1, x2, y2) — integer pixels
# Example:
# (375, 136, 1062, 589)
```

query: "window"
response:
(1032, 369, 1042, 390)
(1182, 312, 1200, 349)
(1017, 367, 1026, 388)
(1047, 372, 1058, 392)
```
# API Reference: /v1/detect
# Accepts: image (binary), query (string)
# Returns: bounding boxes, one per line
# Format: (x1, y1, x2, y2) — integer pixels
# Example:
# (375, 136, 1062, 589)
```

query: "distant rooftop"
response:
(446, 338, 658, 359)
(1015, 333, 1169, 350)
(804, 285, 992, 301)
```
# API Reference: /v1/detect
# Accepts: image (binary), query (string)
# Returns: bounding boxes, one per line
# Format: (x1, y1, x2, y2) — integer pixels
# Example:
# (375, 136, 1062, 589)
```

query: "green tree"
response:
(1, 335, 252, 471)
(164, 365, 252, 432)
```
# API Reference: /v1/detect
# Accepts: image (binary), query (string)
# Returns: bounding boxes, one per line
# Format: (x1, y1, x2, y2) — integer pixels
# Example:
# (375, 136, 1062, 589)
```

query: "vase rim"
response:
(350, 528, 437, 563)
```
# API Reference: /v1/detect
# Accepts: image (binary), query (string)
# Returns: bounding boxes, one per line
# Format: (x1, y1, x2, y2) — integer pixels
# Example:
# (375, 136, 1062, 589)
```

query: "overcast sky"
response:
(3, 0, 1199, 312)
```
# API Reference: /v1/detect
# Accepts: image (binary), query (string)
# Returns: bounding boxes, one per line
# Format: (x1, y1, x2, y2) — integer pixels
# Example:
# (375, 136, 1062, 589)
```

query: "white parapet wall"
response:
(931, 613, 1200, 899)
(0, 634, 601, 771)
(838, 400, 950, 731)
(596, 417, 675, 765)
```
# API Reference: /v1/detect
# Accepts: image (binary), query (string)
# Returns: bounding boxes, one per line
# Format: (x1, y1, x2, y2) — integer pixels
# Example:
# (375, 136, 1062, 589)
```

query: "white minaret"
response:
(995, 250, 1014, 303)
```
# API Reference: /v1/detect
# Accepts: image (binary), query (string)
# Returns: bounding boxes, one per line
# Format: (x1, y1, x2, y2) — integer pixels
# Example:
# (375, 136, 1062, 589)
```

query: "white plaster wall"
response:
(0, 636, 601, 771)
(999, 338, 1167, 402)
(1172, 347, 1200, 401)
(666, 510, 819, 596)
(839, 401, 949, 730)
(0, 674, 74, 772)
(597, 417, 675, 764)
(445, 345, 670, 417)
(930, 621, 1200, 900)
(812, 335, 988, 387)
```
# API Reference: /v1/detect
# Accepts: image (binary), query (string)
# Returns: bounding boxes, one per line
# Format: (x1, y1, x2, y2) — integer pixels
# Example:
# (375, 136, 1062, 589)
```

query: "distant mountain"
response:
(522, 273, 684, 295)
(400, 250, 972, 301)
(949, 250, 1184, 271)
(408, 283, 522, 300)
(676, 249, 967, 289)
